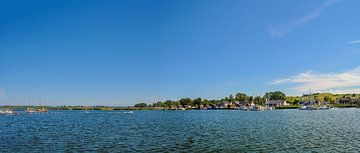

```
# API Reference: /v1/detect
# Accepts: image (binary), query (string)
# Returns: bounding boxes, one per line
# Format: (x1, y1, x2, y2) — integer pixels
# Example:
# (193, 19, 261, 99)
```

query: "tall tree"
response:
(235, 93, 248, 101)
(164, 100, 173, 109)
(228, 94, 234, 102)
(134, 103, 147, 107)
(264, 91, 286, 100)
(254, 96, 265, 105)
(202, 99, 209, 107)
(193, 98, 202, 109)
(179, 98, 192, 108)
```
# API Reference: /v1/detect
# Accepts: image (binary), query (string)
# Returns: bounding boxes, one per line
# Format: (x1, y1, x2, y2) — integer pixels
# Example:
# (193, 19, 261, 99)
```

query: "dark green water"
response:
(1, 109, 360, 152)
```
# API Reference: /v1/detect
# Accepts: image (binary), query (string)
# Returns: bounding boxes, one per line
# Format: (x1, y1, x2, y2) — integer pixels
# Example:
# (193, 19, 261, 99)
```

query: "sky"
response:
(1, 0, 360, 106)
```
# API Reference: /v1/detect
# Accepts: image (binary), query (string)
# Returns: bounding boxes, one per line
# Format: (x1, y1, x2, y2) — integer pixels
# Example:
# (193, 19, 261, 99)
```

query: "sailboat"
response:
(0, 108, 13, 115)
(0, 99, 13, 115)
(26, 97, 48, 113)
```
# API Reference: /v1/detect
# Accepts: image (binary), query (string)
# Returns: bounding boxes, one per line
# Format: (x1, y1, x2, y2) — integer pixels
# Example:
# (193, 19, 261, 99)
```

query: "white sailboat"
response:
(0, 99, 13, 115)
(26, 97, 48, 113)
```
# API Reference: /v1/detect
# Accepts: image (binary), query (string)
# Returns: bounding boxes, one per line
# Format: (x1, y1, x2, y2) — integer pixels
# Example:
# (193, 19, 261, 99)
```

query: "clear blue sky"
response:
(1, 0, 360, 106)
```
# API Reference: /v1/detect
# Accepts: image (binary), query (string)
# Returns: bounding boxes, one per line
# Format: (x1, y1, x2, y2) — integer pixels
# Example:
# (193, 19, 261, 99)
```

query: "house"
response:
(218, 101, 239, 109)
(221, 101, 231, 108)
(337, 97, 352, 105)
(265, 100, 289, 107)
(353, 98, 360, 104)
(300, 99, 321, 106)
(236, 100, 247, 106)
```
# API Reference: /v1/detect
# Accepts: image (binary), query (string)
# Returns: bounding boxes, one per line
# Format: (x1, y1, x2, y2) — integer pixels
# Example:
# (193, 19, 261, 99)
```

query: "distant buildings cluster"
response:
(136, 92, 360, 110)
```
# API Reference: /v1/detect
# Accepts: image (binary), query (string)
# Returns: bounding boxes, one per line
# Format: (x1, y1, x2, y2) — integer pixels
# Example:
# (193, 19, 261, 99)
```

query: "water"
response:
(1, 109, 360, 152)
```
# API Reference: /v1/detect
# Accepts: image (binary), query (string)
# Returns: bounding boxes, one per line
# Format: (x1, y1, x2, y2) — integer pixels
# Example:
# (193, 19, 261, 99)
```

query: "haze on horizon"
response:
(1, 0, 360, 106)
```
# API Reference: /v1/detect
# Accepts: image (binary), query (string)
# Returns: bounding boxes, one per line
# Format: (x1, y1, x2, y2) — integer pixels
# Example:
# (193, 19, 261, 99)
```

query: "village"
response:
(141, 92, 360, 111)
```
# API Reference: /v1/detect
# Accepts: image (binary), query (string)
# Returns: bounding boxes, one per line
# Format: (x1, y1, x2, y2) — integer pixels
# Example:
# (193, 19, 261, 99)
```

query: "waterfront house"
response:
(235, 100, 247, 106)
(221, 101, 231, 108)
(354, 98, 360, 105)
(265, 100, 289, 107)
(337, 97, 352, 105)
(300, 99, 321, 106)
(218, 101, 239, 109)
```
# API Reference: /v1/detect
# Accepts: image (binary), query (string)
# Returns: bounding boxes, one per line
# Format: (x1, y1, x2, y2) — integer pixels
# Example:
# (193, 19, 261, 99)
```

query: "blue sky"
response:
(1, 0, 360, 106)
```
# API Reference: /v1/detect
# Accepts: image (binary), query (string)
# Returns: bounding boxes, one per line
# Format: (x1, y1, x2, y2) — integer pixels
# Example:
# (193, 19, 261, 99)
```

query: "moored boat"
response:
(0, 108, 14, 115)
(299, 106, 317, 110)
(318, 105, 330, 110)
(26, 107, 48, 113)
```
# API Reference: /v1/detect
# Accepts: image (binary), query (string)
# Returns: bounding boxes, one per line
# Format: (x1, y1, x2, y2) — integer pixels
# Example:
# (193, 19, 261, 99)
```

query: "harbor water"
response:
(1, 109, 360, 152)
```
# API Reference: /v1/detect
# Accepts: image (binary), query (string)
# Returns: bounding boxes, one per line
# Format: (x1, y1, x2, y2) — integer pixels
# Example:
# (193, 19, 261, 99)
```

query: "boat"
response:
(123, 111, 134, 114)
(240, 105, 265, 111)
(25, 97, 48, 113)
(26, 107, 48, 113)
(26, 108, 38, 113)
(318, 105, 330, 110)
(0, 108, 14, 115)
(37, 107, 48, 112)
(264, 106, 275, 110)
(299, 105, 318, 110)
(243, 101, 265, 111)
(239, 105, 249, 111)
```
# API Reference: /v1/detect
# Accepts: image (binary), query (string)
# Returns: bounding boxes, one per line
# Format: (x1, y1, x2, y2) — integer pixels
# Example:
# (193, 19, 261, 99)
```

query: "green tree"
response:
(293, 98, 300, 105)
(202, 99, 209, 107)
(228, 94, 234, 102)
(235, 93, 248, 101)
(208, 100, 217, 108)
(264, 91, 286, 100)
(134, 103, 148, 107)
(324, 96, 334, 104)
(179, 98, 192, 108)
(193, 97, 202, 109)
(254, 96, 265, 105)
(248, 96, 254, 102)
(164, 100, 173, 109)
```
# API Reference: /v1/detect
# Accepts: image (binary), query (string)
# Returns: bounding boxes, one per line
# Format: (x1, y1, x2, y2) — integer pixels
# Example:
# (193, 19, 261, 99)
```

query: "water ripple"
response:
(1, 109, 360, 152)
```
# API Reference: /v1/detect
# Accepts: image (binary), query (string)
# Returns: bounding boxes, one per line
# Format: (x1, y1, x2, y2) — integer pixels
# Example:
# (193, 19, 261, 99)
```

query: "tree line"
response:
(135, 91, 288, 108)
(134, 92, 360, 108)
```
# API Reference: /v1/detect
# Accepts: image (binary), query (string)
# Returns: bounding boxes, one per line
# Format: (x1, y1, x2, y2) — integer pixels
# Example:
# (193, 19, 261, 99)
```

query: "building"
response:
(300, 99, 321, 106)
(265, 100, 289, 107)
(337, 97, 352, 105)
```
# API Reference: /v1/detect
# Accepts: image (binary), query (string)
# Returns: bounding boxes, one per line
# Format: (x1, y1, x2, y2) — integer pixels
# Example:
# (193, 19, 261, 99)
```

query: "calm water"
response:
(1, 109, 360, 152)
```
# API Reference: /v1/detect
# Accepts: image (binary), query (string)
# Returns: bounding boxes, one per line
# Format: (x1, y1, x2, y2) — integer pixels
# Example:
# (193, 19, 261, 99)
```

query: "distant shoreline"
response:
(1, 104, 359, 111)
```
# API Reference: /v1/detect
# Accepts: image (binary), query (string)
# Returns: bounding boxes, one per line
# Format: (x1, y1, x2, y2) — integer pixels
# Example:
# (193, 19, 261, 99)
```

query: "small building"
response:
(300, 99, 320, 106)
(221, 101, 231, 108)
(234, 100, 247, 106)
(218, 101, 239, 109)
(265, 100, 289, 107)
(337, 97, 352, 105)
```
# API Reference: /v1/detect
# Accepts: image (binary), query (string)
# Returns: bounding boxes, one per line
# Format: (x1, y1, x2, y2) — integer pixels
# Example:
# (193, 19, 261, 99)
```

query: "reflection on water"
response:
(1, 109, 360, 152)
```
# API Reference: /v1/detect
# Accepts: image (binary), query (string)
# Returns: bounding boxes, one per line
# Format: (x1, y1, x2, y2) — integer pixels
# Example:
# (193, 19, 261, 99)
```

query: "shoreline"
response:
(1, 104, 359, 111)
